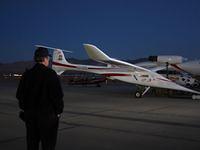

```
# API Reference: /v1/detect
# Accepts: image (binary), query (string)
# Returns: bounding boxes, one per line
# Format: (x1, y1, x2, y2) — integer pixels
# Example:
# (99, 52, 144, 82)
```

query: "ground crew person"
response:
(16, 47, 64, 150)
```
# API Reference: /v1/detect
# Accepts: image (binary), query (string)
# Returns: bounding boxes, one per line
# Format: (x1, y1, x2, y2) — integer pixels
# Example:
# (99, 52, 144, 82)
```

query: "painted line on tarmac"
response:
(61, 121, 200, 143)
(64, 110, 200, 129)
(0, 136, 25, 144)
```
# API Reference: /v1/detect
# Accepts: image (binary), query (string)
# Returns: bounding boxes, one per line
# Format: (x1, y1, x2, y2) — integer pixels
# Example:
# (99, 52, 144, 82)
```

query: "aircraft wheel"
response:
(135, 91, 142, 98)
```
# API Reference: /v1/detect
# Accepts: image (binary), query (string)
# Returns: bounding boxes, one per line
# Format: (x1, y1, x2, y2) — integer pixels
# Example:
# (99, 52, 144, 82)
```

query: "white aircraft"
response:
(36, 44, 200, 98)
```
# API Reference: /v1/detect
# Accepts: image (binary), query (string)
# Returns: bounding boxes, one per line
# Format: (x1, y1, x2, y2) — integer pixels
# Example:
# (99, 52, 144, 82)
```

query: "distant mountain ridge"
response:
(0, 61, 34, 74)
(0, 58, 148, 74)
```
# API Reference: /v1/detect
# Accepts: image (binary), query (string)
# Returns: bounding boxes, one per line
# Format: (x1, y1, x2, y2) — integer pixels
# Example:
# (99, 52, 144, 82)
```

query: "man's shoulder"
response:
(23, 64, 58, 77)
(22, 68, 31, 78)
(45, 67, 57, 76)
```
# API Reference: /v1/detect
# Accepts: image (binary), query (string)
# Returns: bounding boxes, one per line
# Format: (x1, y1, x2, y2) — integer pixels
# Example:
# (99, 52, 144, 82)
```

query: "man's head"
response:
(34, 47, 51, 67)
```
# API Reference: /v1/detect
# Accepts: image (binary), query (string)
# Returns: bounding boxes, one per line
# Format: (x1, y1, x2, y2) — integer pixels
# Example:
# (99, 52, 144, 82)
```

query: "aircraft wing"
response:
(84, 44, 151, 73)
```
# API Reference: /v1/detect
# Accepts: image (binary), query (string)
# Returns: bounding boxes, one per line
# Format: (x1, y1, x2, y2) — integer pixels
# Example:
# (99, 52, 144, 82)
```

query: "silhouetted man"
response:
(16, 47, 64, 150)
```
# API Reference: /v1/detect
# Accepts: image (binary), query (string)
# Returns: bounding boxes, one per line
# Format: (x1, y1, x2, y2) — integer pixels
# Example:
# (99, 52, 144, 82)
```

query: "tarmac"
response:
(0, 80, 200, 150)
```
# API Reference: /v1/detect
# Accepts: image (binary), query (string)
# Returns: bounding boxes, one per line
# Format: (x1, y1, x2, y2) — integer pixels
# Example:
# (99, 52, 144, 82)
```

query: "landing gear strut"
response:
(135, 86, 151, 98)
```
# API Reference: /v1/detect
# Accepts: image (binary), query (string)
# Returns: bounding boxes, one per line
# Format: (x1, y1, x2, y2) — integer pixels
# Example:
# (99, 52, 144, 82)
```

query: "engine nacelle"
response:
(148, 55, 183, 64)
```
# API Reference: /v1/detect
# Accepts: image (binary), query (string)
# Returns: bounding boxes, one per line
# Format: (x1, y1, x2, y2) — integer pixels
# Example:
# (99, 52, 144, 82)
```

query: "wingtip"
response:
(83, 43, 97, 48)
(35, 44, 42, 47)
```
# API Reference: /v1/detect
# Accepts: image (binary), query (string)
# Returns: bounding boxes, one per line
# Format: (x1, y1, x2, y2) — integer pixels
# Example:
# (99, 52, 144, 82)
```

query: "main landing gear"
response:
(135, 86, 151, 98)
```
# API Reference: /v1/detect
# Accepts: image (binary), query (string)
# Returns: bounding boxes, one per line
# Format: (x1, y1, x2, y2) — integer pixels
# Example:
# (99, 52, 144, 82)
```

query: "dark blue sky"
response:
(1, 0, 200, 62)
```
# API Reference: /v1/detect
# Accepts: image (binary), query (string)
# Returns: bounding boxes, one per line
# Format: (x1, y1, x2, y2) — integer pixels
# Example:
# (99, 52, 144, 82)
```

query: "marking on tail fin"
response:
(56, 51, 63, 61)
(58, 55, 63, 61)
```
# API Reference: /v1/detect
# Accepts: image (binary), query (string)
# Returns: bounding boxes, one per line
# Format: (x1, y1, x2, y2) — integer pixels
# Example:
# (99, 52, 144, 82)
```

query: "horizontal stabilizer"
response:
(35, 45, 73, 53)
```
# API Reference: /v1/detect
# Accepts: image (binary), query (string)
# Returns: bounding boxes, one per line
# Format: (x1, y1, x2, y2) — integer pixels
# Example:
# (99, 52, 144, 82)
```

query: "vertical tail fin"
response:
(52, 48, 69, 64)
(52, 49, 73, 75)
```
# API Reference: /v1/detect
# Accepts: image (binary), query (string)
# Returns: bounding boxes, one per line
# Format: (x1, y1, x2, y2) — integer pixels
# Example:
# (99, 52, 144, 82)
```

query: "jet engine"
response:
(148, 55, 184, 64)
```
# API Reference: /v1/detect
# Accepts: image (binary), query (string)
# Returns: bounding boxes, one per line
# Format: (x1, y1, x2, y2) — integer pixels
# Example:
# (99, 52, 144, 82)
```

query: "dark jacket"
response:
(16, 63, 64, 116)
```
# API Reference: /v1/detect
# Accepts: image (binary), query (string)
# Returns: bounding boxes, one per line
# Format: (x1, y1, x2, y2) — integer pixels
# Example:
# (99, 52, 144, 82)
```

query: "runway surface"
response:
(0, 80, 200, 150)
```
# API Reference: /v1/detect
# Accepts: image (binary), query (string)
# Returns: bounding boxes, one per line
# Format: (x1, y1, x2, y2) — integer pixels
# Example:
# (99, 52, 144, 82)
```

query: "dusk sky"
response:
(1, 0, 200, 63)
